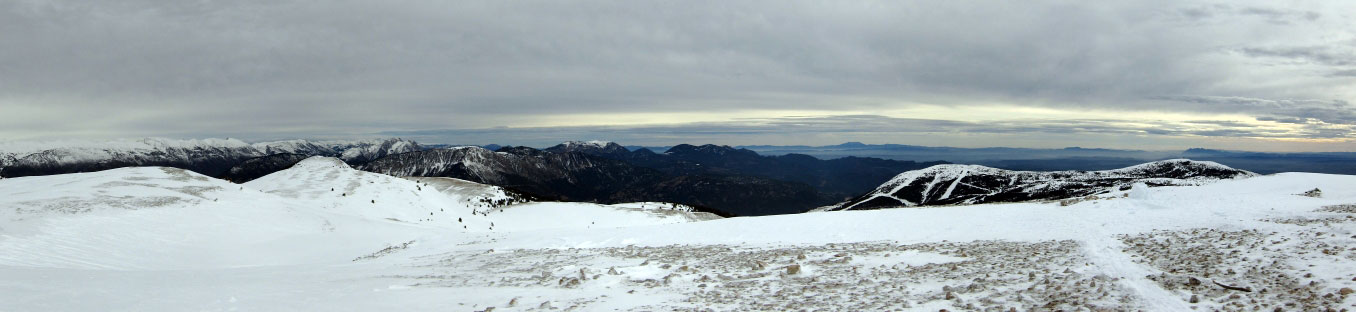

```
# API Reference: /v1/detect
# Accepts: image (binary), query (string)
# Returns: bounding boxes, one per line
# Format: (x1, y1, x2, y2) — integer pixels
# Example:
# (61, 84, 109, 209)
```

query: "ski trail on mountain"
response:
(940, 168, 967, 199)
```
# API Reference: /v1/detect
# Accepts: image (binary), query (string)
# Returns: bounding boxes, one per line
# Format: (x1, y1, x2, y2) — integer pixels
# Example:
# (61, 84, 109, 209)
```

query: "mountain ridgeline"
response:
(1, 138, 1270, 217)
(829, 159, 1256, 211)
(219, 153, 314, 183)
(360, 141, 947, 216)
(573, 143, 949, 200)
(0, 138, 421, 179)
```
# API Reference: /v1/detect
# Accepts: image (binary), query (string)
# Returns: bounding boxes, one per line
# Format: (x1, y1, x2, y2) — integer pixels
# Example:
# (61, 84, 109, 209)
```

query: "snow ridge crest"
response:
(838, 159, 1255, 211)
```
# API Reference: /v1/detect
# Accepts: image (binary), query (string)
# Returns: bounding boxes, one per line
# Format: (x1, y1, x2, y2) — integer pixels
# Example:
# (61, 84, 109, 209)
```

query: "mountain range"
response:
(358, 141, 944, 216)
(0, 138, 420, 179)
(736, 142, 1356, 174)
(0, 138, 1288, 217)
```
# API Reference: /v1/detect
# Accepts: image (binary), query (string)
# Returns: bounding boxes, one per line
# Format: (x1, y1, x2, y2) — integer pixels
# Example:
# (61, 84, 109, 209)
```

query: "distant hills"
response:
(734, 143, 1356, 175)
(0, 138, 420, 178)
(360, 141, 945, 216)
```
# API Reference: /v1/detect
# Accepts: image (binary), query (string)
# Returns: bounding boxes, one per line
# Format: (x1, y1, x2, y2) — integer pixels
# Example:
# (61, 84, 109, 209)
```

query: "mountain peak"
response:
(291, 156, 351, 169)
(545, 141, 629, 154)
(664, 144, 751, 156)
(566, 140, 617, 147)
(836, 159, 1255, 211)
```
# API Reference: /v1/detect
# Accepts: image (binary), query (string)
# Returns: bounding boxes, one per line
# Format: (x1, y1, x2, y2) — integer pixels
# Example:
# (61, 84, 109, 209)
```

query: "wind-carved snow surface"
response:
(4, 158, 1356, 311)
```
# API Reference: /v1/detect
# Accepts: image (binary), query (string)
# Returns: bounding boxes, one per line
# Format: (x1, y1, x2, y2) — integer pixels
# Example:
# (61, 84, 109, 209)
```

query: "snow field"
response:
(1, 159, 1355, 310)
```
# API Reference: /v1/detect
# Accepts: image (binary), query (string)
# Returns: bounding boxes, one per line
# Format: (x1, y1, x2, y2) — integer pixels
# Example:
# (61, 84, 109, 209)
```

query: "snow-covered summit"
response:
(245, 156, 495, 228)
(545, 140, 629, 155)
(287, 156, 350, 169)
(833, 159, 1255, 211)
(0, 137, 251, 157)
(249, 138, 421, 163)
(570, 140, 616, 148)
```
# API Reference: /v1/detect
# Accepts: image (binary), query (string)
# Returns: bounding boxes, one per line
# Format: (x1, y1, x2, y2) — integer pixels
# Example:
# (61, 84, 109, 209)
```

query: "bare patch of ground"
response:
(396, 240, 1143, 311)
(1120, 228, 1355, 311)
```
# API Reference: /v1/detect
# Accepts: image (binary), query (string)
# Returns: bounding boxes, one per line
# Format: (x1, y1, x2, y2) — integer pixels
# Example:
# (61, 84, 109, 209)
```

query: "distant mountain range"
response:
(3, 138, 1341, 217)
(359, 141, 944, 216)
(734, 142, 1356, 175)
(546, 142, 949, 200)
(0, 138, 420, 178)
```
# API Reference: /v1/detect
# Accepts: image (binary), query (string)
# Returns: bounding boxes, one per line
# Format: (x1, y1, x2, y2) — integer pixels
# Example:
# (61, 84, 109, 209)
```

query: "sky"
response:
(2, 1, 1355, 152)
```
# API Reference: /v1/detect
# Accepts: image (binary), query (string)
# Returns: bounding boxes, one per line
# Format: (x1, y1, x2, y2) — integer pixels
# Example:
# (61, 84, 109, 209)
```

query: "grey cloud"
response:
(1240, 46, 1355, 66)
(384, 114, 1352, 147)
(1237, 7, 1321, 23)
(1255, 116, 1309, 124)
(0, 0, 1353, 150)
(1331, 69, 1356, 77)
(1152, 95, 1356, 125)
(1175, 5, 1321, 24)
(1181, 120, 1255, 127)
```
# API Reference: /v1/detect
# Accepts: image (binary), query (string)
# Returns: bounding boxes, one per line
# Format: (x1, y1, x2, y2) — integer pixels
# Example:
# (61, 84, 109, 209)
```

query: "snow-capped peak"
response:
(838, 159, 1256, 211)
(544, 140, 628, 154)
(289, 156, 351, 169)
(562, 140, 615, 148)
(1, 137, 424, 178)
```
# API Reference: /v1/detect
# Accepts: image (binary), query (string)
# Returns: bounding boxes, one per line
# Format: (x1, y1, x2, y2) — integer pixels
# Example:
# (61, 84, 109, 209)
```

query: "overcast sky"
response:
(3, 1, 1354, 151)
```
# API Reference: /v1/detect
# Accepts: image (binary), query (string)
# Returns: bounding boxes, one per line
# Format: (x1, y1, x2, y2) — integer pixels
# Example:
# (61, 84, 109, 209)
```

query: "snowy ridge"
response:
(245, 156, 497, 229)
(0, 137, 254, 167)
(250, 157, 717, 230)
(0, 137, 419, 165)
(563, 140, 616, 148)
(0, 164, 424, 270)
(0, 137, 251, 157)
(0, 157, 717, 269)
(545, 140, 629, 154)
(0, 137, 421, 178)
(360, 146, 511, 181)
(662, 143, 755, 156)
(835, 159, 1256, 211)
(360, 146, 627, 187)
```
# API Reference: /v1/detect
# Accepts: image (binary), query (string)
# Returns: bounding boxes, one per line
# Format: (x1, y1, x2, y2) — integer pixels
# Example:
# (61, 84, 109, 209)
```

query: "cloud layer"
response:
(2, 1, 1354, 150)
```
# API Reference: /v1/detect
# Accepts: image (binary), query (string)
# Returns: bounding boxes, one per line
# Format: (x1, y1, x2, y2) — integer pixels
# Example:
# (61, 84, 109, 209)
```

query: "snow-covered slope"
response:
(0, 165, 428, 270)
(0, 156, 717, 267)
(244, 157, 496, 229)
(0, 137, 421, 178)
(244, 157, 717, 231)
(831, 159, 1255, 211)
(6, 159, 1356, 311)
